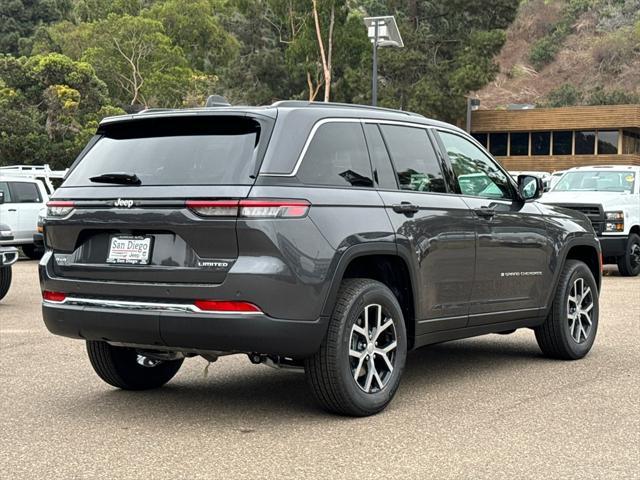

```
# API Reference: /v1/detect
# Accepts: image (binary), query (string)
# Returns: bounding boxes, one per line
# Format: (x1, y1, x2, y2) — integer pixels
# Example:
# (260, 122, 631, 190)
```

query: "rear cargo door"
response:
(46, 114, 273, 285)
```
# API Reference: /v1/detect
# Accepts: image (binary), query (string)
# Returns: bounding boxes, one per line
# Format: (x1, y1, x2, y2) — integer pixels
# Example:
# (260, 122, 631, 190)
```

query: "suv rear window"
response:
(64, 116, 263, 186)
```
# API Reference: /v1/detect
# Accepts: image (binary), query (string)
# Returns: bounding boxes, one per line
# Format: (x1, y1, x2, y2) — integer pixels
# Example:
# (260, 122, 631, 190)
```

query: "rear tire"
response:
(0, 266, 12, 300)
(305, 279, 407, 416)
(535, 260, 599, 360)
(617, 233, 640, 277)
(21, 244, 44, 260)
(86, 341, 183, 390)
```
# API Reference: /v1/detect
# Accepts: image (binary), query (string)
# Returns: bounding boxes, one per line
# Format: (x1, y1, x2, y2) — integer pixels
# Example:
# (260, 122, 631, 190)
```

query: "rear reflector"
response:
(193, 300, 261, 313)
(43, 290, 67, 303)
(46, 201, 75, 217)
(186, 199, 310, 218)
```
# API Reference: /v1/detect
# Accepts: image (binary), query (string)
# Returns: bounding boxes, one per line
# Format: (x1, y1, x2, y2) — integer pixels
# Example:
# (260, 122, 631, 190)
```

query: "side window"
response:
(298, 122, 373, 188)
(362, 123, 397, 190)
(438, 131, 513, 200)
(0, 182, 12, 203)
(379, 125, 446, 193)
(9, 182, 42, 203)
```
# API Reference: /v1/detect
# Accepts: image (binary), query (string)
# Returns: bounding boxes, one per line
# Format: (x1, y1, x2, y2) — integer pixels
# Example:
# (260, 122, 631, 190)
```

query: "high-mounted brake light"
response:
(46, 201, 75, 217)
(193, 300, 261, 313)
(186, 199, 310, 218)
(43, 290, 67, 303)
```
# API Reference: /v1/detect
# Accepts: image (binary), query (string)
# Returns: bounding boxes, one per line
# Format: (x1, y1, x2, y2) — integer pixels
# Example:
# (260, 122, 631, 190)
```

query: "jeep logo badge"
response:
(114, 198, 134, 208)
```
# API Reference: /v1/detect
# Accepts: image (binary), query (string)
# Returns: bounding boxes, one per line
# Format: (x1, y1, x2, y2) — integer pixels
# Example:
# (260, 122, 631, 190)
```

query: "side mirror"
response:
(518, 175, 543, 201)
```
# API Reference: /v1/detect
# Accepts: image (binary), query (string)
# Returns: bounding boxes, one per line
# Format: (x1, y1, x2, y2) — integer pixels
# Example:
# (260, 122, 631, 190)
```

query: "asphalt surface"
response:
(1, 261, 639, 479)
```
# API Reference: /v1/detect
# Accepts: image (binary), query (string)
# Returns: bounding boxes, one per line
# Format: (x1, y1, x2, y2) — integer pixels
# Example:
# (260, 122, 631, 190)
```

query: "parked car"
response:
(40, 102, 602, 416)
(0, 176, 49, 259)
(541, 165, 640, 276)
(0, 224, 19, 301)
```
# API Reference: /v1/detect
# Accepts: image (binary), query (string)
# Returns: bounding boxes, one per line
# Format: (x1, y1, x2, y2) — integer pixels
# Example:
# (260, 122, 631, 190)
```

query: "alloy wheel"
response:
(567, 277, 594, 344)
(349, 304, 397, 393)
(630, 241, 640, 269)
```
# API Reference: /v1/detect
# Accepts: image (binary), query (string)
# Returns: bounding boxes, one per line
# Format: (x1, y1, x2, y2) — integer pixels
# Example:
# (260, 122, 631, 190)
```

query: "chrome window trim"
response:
(43, 296, 263, 315)
(260, 117, 437, 178)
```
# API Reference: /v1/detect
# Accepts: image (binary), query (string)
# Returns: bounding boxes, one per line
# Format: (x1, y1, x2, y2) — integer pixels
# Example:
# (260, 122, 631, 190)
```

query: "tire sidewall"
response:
(556, 262, 599, 359)
(619, 233, 640, 277)
(335, 283, 407, 413)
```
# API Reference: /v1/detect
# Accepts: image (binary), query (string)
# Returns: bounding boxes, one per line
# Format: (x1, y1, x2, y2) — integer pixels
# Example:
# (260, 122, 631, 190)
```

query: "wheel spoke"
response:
(372, 367, 384, 390)
(363, 307, 370, 337)
(581, 312, 592, 326)
(353, 355, 366, 381)
(581, 286, 591, 304)
(377, 351, 394, 373)
(382, 340, 397, 354)
(374, 318, 394, 341)
(375, 304, 382, 332)
(352, 324, 367, 339)
(349, 349, 363, 358)
(363, 361, 374, 391)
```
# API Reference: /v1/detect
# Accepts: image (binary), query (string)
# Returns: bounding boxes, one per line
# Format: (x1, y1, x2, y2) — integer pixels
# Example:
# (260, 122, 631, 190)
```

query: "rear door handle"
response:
(392, 202, 420, 215)
(474, 207, 495, 218)
(8, 209, 17, 212)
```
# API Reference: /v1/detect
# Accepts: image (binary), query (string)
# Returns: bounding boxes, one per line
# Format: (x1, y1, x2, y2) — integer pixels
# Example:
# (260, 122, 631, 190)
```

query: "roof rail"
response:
(0, 164, 68, 194)
(270, 100, 424, 118)
(137, 108, 174, 114)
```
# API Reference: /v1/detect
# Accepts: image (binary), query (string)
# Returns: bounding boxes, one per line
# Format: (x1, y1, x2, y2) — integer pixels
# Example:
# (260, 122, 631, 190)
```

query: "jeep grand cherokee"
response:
(40, 101, 602, 416)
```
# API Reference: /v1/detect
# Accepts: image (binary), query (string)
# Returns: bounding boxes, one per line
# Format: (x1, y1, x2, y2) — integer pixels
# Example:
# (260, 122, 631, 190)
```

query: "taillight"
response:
(239, 200, 310, 218)
(186, 200, 239, 217)
(186, 199, 310, 218)
(43, 290, 67, 303)
(193, 300, 261, 313)
(46, 201, 75, 217)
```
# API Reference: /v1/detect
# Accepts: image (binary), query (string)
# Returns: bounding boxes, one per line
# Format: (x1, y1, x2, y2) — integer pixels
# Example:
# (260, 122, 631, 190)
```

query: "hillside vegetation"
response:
(476, 0, 640, 108)
(0, 0, 520, 168)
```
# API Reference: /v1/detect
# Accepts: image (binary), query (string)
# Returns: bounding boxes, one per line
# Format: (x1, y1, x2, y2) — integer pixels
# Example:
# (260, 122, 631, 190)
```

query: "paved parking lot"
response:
(1, 260, 639, 479)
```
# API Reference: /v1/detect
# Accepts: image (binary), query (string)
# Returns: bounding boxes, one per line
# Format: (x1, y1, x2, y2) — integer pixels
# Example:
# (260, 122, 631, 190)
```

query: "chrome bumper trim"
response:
(43, 296, 262, 315)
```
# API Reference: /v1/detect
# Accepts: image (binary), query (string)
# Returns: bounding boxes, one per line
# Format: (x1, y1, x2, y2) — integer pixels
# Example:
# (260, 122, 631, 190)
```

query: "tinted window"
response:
(598, 130, 618, 154)
(489, 133, 508, 156)
(439, 131, 512, 199)
(380, 125, 446, 193)
(553, 131, 572, 155)
(10, 182, 41, 203)
(0, 182, 12, 203)
(64, 117, 262, 186)
(510, 132, 529, 156)
(363, 123, 397, 190)
(299, 122, 373, 188)
(532, 131, 550, 155)
(472, 133, 488, 148)
(575, 131, 595, 155)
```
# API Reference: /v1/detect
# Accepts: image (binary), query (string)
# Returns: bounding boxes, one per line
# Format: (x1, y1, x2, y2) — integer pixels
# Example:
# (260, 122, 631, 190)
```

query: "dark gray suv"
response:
(40, 101, 602, 416)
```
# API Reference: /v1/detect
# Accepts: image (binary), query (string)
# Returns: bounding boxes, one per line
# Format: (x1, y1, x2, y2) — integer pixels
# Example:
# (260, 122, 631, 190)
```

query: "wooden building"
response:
(470, 104, 640, 172)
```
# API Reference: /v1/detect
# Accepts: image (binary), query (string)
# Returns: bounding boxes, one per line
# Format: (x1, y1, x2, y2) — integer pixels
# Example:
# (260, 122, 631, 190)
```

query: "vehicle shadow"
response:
(67, 335, 549, 423)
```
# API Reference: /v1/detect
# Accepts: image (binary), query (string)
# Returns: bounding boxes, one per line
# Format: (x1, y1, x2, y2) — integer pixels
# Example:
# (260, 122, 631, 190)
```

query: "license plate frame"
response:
(106, 235, 153, 265)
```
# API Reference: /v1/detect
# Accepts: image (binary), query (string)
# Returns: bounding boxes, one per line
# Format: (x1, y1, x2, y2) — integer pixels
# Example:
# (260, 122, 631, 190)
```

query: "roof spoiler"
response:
(205, 95, 231, 107)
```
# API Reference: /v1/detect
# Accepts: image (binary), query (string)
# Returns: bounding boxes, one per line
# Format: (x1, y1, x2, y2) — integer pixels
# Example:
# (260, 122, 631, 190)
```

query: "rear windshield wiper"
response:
(89, 172, 142, 185)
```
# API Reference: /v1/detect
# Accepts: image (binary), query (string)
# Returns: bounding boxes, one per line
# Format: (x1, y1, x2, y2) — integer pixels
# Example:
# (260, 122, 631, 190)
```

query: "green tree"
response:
(144, 0, 239, 74)
(0, 53, 124, 169)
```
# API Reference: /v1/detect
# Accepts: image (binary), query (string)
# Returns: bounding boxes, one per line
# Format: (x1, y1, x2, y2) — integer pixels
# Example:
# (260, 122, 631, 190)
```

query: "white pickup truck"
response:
(0, 176, 50, 259)
(541, 165, 640, 276)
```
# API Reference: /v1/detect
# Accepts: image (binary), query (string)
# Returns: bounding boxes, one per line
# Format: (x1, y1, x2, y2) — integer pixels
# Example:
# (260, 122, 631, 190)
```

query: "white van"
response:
(541, 165, 640, 276)
(0, 176, 49, 259)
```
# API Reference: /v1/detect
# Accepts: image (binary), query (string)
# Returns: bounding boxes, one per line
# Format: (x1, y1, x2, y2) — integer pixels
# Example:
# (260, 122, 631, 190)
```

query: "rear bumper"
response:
(599, 235, 627, 258)
(42, 301, 328, 358)
(33, 232, 44, 249)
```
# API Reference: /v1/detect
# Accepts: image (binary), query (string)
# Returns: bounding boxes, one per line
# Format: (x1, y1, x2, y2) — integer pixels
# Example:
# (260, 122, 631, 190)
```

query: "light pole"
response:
(466, 98, 481, 132)
(364, 16, 403, 107)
